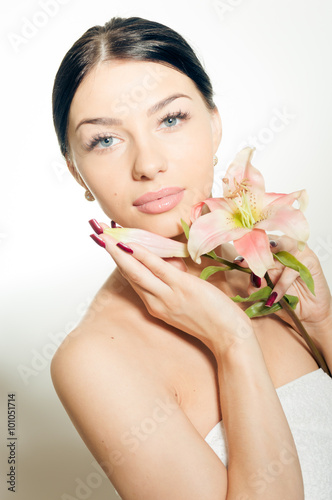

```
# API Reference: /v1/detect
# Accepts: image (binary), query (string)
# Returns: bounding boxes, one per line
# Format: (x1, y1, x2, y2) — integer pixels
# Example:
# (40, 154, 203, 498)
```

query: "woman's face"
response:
(66, 60, 222, 237)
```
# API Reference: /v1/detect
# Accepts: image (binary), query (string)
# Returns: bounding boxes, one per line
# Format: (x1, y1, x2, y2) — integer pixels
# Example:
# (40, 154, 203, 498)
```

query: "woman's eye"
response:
(163, 116, 179, 128)
(159, 111, 189, 130)
(98, 136, 120, 149)
(85, 135, 121, 152)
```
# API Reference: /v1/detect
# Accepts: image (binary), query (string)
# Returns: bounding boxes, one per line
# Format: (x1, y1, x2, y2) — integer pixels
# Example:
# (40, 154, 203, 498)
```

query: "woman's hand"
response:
(238, 235, 332, 343)
(90, 221, 256, 357)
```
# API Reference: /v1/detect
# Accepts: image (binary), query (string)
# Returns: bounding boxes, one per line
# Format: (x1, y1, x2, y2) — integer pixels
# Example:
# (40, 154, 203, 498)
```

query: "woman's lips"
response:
(133, 187, 185, 214)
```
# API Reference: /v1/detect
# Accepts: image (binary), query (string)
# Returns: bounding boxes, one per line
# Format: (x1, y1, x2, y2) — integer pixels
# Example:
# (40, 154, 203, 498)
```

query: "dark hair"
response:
(52, 16, 216, 157)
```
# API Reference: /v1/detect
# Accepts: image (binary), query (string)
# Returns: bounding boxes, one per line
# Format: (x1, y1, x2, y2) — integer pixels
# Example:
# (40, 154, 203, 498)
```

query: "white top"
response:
(204, 368, 332, 499)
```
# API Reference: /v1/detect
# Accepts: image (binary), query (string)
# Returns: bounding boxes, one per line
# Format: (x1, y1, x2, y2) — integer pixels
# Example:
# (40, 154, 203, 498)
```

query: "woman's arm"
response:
(51, 327, 229, 500)
(212, 331, 304, 499)
(91, 235, 305, 499)
(51, 319, 303, 500)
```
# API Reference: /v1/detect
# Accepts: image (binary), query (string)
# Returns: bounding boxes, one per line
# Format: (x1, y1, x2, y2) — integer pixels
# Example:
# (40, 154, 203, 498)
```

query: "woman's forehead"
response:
(69, 59, 201, 122)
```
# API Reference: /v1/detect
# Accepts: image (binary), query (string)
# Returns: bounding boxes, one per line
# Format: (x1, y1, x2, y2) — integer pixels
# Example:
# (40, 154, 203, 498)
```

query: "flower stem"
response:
(204, 252, 252, 273)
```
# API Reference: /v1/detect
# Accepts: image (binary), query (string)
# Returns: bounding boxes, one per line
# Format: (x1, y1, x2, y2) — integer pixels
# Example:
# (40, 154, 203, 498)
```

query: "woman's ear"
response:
(65, 154, 87, 189)
(211, 106, 222, 152)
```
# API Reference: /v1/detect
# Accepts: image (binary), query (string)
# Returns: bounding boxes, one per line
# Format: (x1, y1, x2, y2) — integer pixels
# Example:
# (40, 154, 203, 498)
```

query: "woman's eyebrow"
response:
(75, 93, 192, 132)
(146, 93, 192, 116)
(75, 116, 122, 132)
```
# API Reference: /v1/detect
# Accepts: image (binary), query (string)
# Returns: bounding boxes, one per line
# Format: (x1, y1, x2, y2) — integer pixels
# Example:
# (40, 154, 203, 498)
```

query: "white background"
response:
(1, 0, 332, 499)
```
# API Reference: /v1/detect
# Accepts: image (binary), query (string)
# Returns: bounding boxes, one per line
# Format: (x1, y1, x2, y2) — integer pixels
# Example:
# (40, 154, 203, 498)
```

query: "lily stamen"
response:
(224, 177, 251, 199)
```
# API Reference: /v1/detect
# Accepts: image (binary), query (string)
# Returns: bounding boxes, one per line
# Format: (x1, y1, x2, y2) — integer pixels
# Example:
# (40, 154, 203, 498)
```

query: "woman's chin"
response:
(144, 220, 186, 239)
(134, 211, 190, 238)
(102, 204, 191, 238)
(148, 223, 186, 241)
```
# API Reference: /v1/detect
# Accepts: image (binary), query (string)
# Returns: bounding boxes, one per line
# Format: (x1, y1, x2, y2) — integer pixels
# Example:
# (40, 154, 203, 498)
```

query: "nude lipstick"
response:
(133, 187, 185, 214)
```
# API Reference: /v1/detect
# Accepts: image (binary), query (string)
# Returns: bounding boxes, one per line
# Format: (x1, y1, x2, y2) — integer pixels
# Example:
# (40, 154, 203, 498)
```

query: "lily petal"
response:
(223, 148, 257, 192)
(263, 189, 309, 211)
(223, 147, 265, 215)
(234, 229, 274, 278)
(104, 227, 189, 258)
(188, 209, 250, 263)
(190, 201, 206, 222)
(190, 197, 233, 223)
(256, 205, 310, 243)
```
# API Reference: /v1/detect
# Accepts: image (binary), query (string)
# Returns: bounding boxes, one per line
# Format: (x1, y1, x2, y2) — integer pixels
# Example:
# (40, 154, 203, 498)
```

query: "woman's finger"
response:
(267, 234, 301, 255)
(89, 219, 104, 235)
(266, 266, 300, 306)
(88, 224, 165, 293)
(89, 220, 188, 299)
(92, 220, 189, 273)
(233, 255, 249, 268)
(119, 241, 181, 287)
(163, 257, 188, 272)
(101, 231, 181, 293)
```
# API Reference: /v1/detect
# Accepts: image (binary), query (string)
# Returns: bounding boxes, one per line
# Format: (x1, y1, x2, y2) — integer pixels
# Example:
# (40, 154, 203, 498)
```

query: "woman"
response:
(51, 16, 332, 499)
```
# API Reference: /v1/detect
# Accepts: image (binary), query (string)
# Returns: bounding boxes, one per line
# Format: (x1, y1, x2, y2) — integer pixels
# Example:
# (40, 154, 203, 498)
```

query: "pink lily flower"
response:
(104, 227, 189, 258)
(188, 147, 310, 277)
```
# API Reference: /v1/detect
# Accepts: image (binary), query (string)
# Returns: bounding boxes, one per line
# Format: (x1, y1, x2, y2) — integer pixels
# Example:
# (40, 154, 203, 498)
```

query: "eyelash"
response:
(83, 110, 191, 152)
(158, 110, 190, 128)
(84, 133, 116, 152)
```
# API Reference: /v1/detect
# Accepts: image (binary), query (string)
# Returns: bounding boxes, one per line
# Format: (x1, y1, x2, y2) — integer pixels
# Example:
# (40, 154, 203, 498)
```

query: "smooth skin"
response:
(51, 60, 332, 499)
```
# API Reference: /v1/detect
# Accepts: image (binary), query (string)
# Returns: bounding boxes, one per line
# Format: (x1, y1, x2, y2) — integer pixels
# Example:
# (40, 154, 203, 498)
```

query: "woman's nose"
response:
(132, 141, 167, 181)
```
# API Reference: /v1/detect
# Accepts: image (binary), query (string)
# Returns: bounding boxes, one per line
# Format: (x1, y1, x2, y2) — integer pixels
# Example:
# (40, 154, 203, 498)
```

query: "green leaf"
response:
(231, 286, 272, 303)
(200, 265, 232, 280)
(180, 219, 190, 240)
(245, 301, 282, 318)
(284, 293, 299, 309)
(243, 291, 299, 318)
(274, 251, 315, 295)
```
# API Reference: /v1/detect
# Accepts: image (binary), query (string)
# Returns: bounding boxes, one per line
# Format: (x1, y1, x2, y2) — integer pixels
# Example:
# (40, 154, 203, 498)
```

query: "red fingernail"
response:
(269, 240, 278, 248)
(250, 272, 261, 288)
(266, 291, 278, 307)
(89, 219, 103, 235)
(111, 220, 118, 228)
(234, 256, 244, 262)
(116, 242, 133, 254)
(90, 234, 106, 248)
